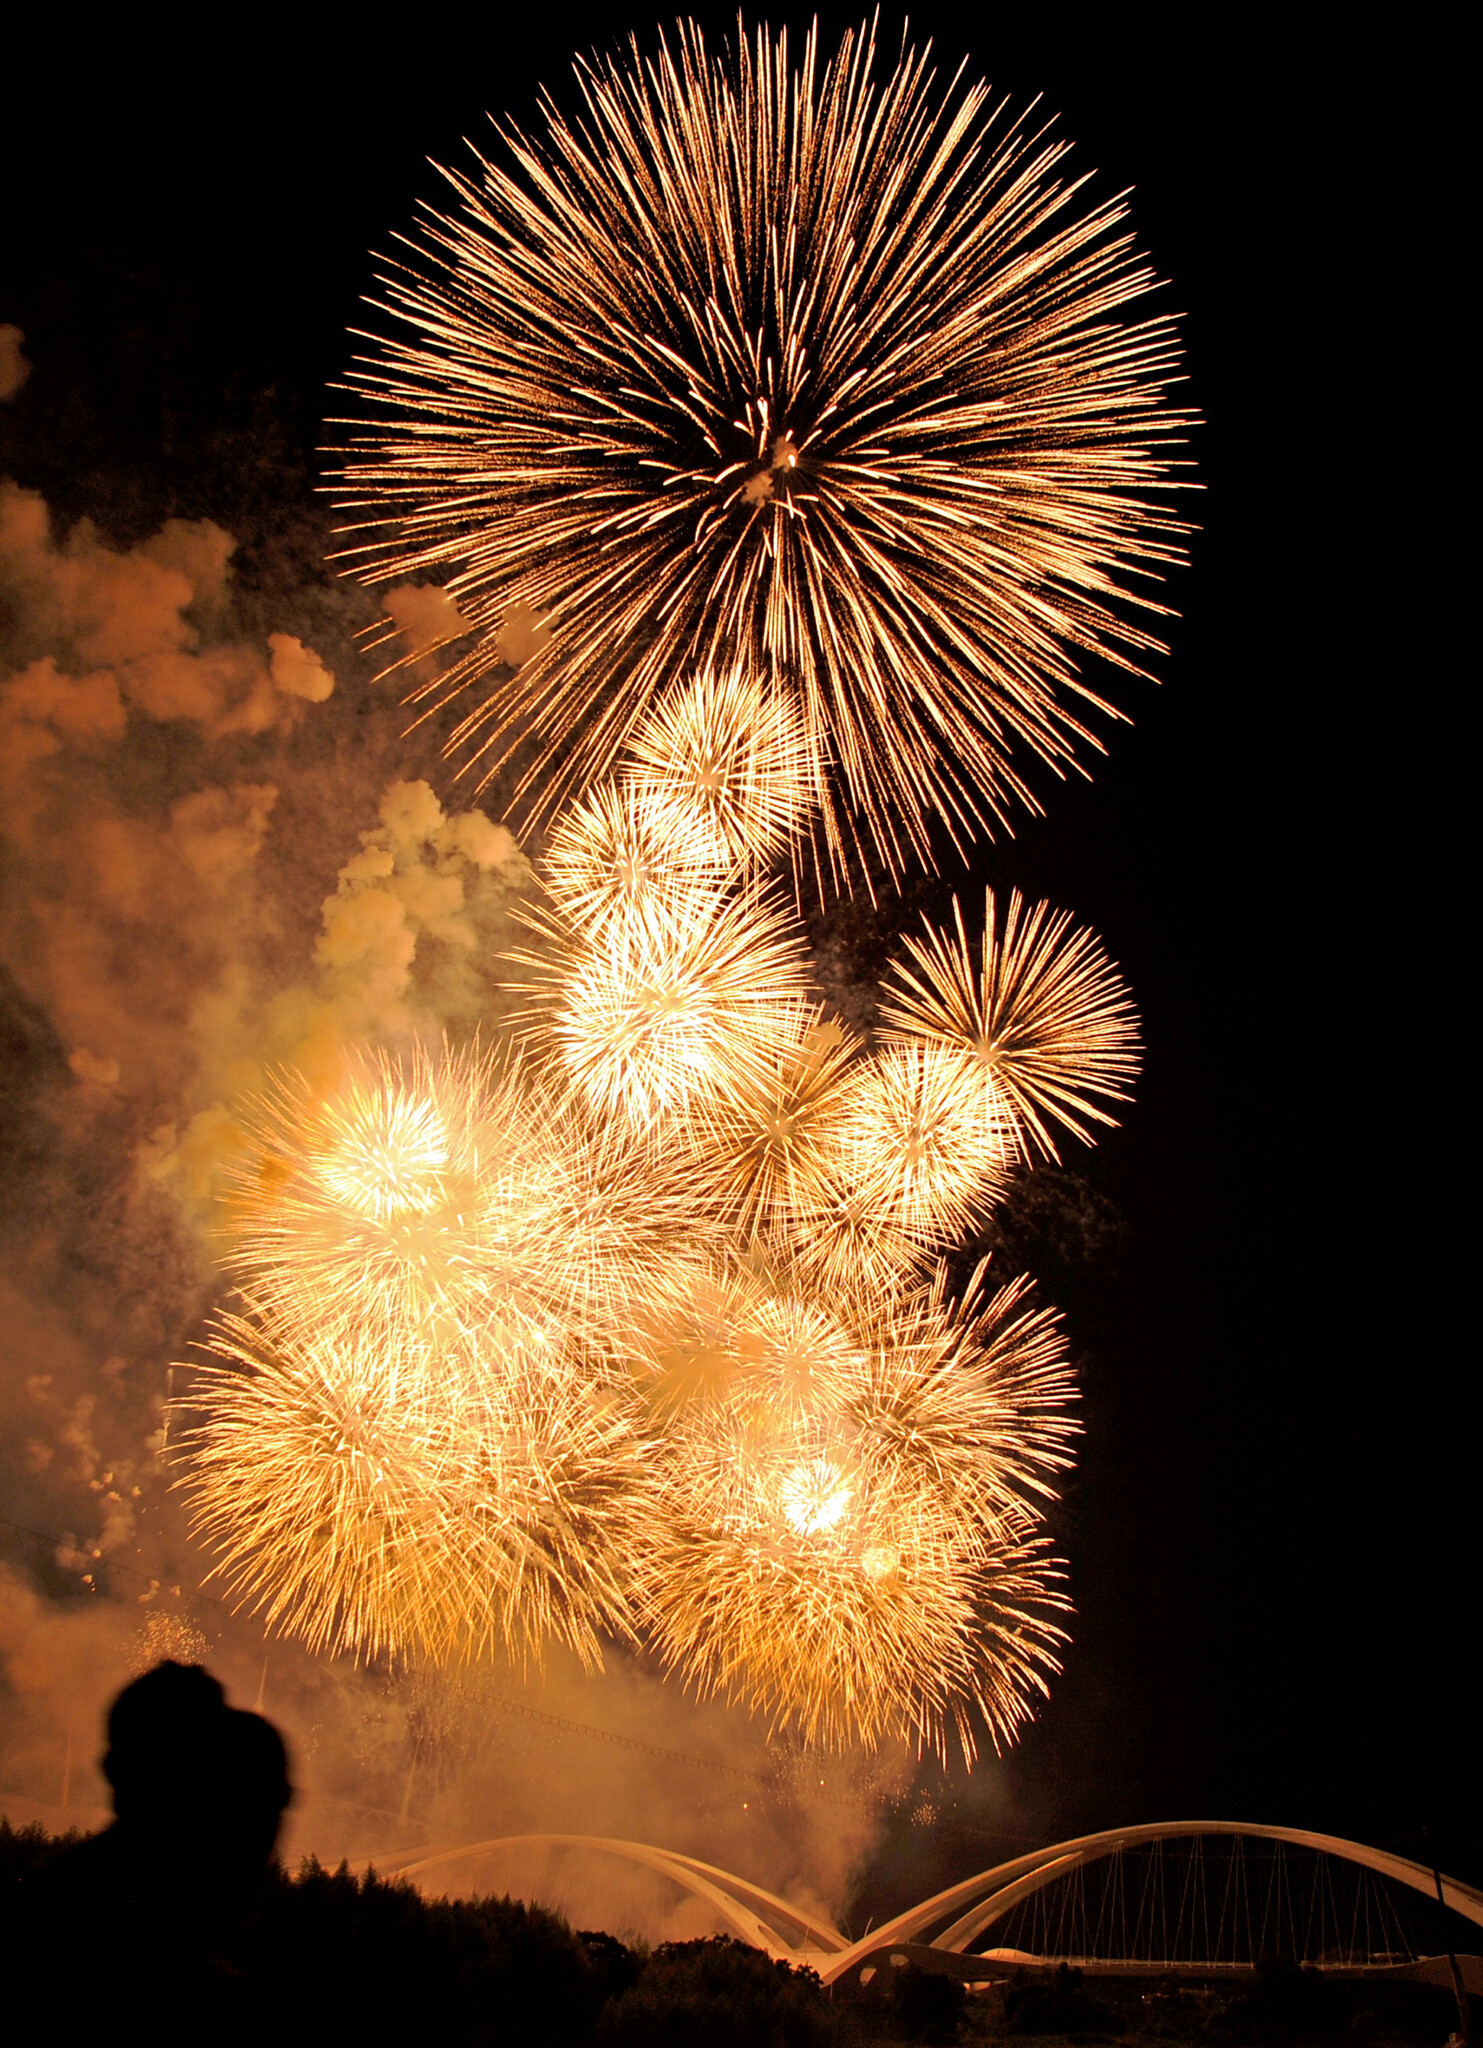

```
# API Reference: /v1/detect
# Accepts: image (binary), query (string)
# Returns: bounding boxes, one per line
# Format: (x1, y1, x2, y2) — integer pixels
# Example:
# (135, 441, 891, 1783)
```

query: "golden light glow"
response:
(781, 1459, 854, 1537)
(333, 19, 1192, 877)
(180, 770, 1130, 1760)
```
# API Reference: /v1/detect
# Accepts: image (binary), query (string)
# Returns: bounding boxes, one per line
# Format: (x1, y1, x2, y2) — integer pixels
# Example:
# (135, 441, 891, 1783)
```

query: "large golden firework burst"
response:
(180, 22, 1174, 1741)
(333, 18, 1192, 874)
(184, 1308, 653, 1668)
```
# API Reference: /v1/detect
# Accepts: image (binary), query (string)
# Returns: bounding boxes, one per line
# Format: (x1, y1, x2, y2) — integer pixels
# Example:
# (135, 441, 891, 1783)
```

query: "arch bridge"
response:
(373, 1822, 1483, 1992)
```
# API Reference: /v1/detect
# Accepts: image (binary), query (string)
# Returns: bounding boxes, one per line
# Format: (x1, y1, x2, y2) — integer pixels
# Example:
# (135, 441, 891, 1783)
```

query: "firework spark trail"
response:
(670, 1002, 860, 1234)
(850, 1267, 1082, 1538)
(332, 18, 1192, 876)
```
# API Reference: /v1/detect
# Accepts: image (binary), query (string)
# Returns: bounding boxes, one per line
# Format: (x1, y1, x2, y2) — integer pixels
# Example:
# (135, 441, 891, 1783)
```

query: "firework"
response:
(182, 1309, 489, 1661)
(822, 1043, 1016, 1248)
(541, 779, 731, 939)
(623, 1257, 861, 1429)
(638, 1479, 1069, 1760)
(851, 1267, 1081, 1538)
(223, 1043, 509, 1338)
(227, 1041, 704, 1354)
(880, 888, 1141, 1156)
(183, 759, 1132, 1760)
(685, 1005, 862, 1236)
(333, 18, 1191, 874)
(635, 1267, 1075, 1758)
(518, 883, 811, 1128)
(180, 1308, 652, 1668)
(624, 668, 822, 868)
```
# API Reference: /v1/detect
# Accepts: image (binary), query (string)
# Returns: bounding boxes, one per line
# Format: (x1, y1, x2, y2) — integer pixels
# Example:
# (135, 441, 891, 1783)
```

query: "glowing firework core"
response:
(316, 1087, 450, 1219)
(781, 1461, 853, 1538)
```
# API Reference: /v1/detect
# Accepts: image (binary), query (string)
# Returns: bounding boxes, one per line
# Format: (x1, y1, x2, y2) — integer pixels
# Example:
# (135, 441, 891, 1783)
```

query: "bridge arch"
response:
(372, 1834, 846, 1963)
(369, 1821, 1482, 1991)
(820, 1822, 1483, 1989)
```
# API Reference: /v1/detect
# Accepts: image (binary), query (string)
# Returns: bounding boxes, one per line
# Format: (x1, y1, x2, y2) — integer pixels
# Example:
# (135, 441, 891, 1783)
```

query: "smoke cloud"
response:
(0, 328, 29, 403)
(0, 472, 897, 1937)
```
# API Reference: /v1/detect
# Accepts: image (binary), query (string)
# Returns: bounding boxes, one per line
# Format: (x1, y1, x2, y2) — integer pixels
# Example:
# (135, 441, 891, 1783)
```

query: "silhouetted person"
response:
(12, 1660, 292, 2042)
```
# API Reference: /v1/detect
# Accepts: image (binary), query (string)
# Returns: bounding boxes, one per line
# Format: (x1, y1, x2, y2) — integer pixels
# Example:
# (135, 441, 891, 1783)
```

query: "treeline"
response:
(0, 1818, 1469, 2045)
(0, 1818, 954, 2046)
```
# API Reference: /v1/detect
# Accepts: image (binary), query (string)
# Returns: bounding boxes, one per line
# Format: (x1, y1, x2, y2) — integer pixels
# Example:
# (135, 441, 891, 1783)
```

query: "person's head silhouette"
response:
(100, 1659, 292, 1882)
(103, 1658, 226, 1823)
(19, 1662, 294, 2038)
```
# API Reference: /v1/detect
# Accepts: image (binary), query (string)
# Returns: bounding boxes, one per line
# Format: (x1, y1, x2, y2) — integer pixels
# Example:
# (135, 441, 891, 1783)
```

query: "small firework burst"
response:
(825, 1043, 1017, 1247)
(633, 1250, 1075, 1759)
(625, 668, 823, 868)
(639, 1415, 1069, 1759)
(880, 888, 1142, 1156)
(541, 779, 731, 940)
(520, 884, 810, 1128)
(131, 1610, 211, 1675)
(223, 1043, 506, 1337)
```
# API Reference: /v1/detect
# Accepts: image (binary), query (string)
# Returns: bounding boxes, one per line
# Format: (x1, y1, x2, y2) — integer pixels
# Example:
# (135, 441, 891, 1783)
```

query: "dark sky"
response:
(1, 6, 1471, 1902)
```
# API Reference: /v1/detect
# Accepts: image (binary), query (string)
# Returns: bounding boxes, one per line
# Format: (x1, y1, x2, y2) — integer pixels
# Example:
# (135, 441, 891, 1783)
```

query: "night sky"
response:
(2, 6, 1471, 1911)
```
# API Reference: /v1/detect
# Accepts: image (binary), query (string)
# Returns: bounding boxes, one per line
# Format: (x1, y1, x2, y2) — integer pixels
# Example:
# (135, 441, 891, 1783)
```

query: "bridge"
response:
(372, 1822, 1483, 1994)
